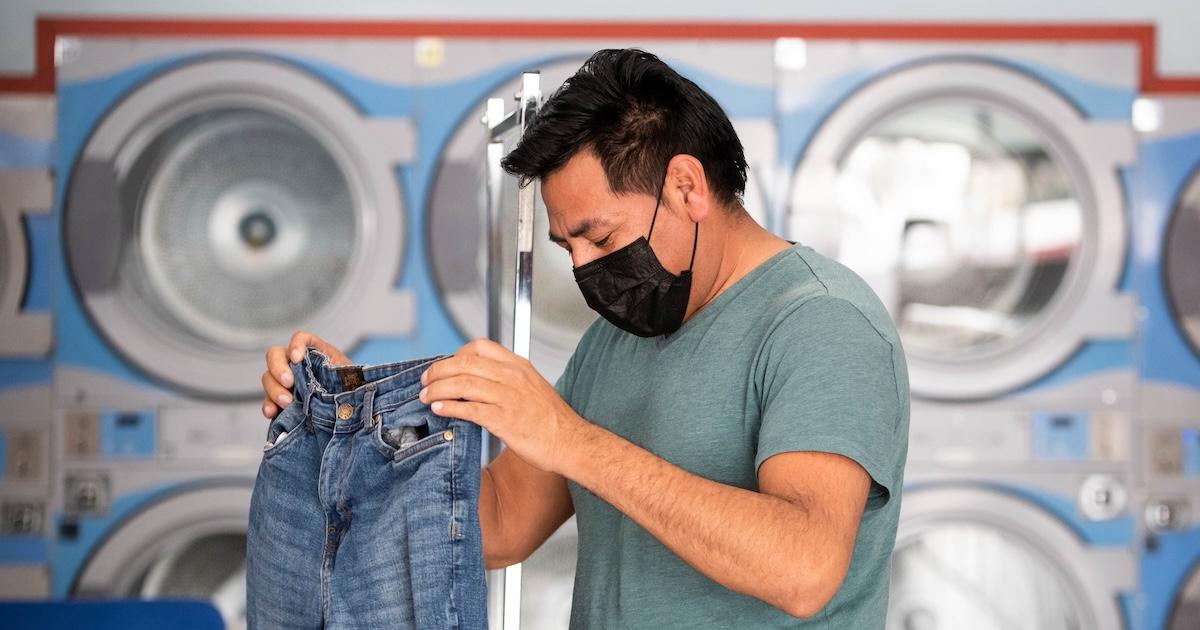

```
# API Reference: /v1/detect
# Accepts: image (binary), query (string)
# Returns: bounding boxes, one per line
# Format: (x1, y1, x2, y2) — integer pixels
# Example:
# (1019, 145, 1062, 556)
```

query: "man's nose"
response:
(572, 251, 598, 270)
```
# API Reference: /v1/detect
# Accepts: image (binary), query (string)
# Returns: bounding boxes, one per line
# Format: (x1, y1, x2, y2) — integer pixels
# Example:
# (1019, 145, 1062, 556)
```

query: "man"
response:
(261, 48, 909, 628)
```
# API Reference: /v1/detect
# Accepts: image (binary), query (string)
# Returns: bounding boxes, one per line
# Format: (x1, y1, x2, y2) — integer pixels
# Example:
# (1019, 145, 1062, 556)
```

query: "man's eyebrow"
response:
(548, 217, 610, 243)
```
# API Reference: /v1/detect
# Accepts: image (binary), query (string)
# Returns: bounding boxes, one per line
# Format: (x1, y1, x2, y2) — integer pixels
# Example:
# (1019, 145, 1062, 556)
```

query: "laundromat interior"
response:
(1, 1, 1199, 628)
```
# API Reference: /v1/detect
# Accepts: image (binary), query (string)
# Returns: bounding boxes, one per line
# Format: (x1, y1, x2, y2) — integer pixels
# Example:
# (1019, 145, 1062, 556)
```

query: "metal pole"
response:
(482, 71, 541, 630)
(484, 97, 506, 348)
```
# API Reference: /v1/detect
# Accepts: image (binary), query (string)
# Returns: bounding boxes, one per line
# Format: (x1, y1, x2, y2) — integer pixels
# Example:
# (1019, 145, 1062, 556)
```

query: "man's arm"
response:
(560, 426, 870, 618)
(480, 446, 575, 569)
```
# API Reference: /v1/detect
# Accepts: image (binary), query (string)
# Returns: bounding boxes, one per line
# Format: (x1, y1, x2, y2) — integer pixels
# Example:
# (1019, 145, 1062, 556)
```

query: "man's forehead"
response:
(542, 156, 612, 217)
(542, 151, 608, 197)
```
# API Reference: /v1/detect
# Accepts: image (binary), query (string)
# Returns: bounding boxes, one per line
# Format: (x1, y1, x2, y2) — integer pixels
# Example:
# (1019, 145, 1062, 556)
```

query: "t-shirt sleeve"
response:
(554, 355, 576, 404)
(553, 324, 590, 406)
(753, 296, 903, 511)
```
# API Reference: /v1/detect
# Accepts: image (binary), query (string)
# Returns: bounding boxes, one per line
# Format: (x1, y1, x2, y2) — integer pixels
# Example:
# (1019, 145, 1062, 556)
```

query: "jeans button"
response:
(442, 430, 454, 441)
(337, 403, 353, 420)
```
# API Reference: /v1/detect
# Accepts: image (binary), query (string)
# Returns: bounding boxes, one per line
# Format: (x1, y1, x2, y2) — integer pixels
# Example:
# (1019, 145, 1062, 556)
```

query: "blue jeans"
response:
(246, 347, 487, 629)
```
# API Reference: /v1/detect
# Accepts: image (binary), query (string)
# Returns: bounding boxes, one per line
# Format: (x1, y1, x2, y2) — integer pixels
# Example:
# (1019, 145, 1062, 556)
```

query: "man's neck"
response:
(683, 213, 791, 323)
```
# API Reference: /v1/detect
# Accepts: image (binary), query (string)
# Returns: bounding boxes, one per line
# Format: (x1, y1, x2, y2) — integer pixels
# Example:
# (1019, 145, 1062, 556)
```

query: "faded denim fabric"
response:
(246, 347, 487, 629)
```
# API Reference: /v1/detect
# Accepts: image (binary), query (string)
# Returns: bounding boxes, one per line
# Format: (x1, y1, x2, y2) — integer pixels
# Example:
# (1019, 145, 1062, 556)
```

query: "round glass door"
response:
(429, 59, 773, 384)
(802, 98, 1081, 360)
(428, 59, 602, 384)
(787, 61, 1133, 399)
(888, 521, 1082, 630)
(72, 486, 251, 630)
(130, 106, 356, 349)
(0, 206, 9, 302)
(1165, 169, 1200, 356)
(520, 517, 578, 630)
(63, 57, 410, 397)
(130, 532, 247, 630)
(1170, 559, 1200, 630)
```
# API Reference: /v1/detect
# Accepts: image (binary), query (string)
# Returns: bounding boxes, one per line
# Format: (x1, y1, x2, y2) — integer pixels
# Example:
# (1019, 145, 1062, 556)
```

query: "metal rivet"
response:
(442, 430, 454, 441)
(337, 403, 353, 420)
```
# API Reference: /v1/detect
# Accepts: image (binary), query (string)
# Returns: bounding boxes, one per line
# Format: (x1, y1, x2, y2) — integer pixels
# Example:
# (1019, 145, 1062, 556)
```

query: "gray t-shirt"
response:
(554, 242, 910, 628)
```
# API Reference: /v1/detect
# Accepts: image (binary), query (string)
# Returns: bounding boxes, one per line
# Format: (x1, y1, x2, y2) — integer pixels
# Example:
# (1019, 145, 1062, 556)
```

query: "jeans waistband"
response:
(289, 346, 450, 433)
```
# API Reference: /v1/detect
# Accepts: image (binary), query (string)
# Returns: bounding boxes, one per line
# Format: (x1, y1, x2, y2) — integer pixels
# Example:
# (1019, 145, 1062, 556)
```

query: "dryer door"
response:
(64, 56, 413, 398)
(889, 486, 1129, 630)
(0, 171, 52, 356)
(72, 484, 251, 630)
(428, 56, 775, 385)
(428, 58, 599, 385)
(1171, 560, 1200, 630)
(1164, 169, 1200, 358)
(788, 61, 1135, 399)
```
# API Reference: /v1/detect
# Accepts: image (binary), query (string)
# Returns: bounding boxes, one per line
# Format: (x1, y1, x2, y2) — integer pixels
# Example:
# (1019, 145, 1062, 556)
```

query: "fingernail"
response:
(431, 401, 443, 413)
(420, 370, 428, 384)
(291, 349, 301, 362)
(280, 371, 293, 387)
(263, 404, 271, 417)
(277, 393, 292, 406)
(418, 387, 427, 402)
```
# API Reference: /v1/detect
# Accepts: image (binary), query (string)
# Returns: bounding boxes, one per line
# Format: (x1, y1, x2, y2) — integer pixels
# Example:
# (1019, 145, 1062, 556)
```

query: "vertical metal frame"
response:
(483, 70, 542, 630)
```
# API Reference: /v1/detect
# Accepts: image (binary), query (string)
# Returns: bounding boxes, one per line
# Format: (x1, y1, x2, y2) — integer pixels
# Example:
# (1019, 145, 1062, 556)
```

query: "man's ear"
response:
(667, 154, 711, 223)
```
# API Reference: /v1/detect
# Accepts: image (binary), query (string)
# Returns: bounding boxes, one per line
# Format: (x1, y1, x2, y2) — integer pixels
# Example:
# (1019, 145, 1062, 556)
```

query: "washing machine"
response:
(780, 39, 1140, 628)
(418, 39, 778, 629)
(1133, 95, 1200, 630)
(0, 94, 56, 598)
(50, 34, 425, 628)
(424, 39, 777, 385)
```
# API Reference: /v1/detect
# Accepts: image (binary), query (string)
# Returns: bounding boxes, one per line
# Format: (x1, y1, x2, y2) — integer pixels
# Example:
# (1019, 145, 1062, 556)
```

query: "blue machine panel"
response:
(1032, 411, 1090, 461)
(99, 410, 155, 458)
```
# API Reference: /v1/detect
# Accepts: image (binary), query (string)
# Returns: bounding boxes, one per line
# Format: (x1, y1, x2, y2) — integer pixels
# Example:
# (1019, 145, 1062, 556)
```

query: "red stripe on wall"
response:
(0, 16, 1196, 93)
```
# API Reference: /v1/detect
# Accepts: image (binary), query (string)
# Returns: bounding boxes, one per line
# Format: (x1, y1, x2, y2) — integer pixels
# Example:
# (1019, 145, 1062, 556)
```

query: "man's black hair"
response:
(500, 48, 748, 211)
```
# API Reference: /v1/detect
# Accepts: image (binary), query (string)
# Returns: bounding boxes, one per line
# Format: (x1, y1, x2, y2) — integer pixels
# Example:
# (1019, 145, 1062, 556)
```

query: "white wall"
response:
(1, 0, 1198, 78)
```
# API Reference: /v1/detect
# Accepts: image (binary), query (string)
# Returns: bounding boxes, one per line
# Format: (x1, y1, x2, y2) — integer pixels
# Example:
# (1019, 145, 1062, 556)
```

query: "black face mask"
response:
(571, 176, 698, 338)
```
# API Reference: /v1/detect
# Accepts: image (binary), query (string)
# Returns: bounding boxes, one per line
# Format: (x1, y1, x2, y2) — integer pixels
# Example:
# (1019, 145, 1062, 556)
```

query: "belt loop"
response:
(360, 385, 377, 430)
(302, 380, 317, 432)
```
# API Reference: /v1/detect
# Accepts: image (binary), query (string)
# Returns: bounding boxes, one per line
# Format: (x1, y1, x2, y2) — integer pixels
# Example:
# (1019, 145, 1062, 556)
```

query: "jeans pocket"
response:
(262, 401, 306, 459)
(371, 404, 453, 464)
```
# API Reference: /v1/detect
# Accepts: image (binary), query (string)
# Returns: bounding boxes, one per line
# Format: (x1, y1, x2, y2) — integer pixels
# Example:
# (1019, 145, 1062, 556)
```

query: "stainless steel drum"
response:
(63, 56, 413, 398)
(428, 58, 599, 385)
(1164, 170, 1200, 356)
(788, 61, 1133, 399)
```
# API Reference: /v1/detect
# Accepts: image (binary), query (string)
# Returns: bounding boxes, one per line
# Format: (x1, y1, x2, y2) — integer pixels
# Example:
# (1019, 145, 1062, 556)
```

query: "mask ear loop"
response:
(686, 221, 698, 273)
(646, 166, 669, 243)
(647, 164, 699, 274)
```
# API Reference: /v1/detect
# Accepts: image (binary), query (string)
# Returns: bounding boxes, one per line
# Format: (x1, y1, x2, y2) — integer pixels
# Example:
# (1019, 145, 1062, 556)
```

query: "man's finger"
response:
(422, 354, 507, 386)
(420, 373, 506, 406)
(456, 337, 515, 362)
(288, 330, 317, 363)
(265, 345, 294, 387)
(429, 399, 490, 428)
(261, 369, 293, 408)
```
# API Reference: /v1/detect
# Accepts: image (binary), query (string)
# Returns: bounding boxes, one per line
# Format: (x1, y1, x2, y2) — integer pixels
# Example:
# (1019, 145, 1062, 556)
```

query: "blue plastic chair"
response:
(0, 599, 224, 629)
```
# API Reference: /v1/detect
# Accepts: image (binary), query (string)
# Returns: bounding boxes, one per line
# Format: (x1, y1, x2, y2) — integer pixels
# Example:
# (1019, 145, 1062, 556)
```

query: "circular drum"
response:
(427, 58, 597, 383)
(73, 485, 251, 630)
(64, 56, 411, 398)
(888, 486, 1127, 630)
(428, 58, 772, 382)
(1164, 168, 1200, 358)
(788, 61, 1133, 399)
(1169, 559, 1200, 630)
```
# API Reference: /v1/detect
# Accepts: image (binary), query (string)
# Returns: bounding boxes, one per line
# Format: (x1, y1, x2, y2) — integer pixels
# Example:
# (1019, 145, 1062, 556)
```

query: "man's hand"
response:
(260, 330, 350, 420)
(419, 338, 583, 474)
